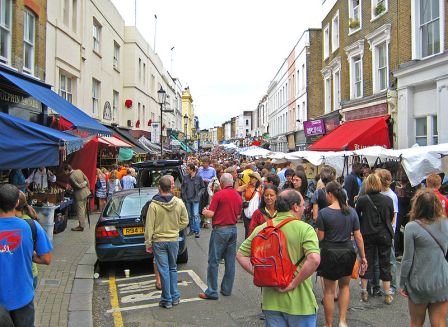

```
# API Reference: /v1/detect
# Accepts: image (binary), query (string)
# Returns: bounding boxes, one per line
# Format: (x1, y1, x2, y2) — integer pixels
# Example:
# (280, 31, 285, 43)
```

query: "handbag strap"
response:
(365, 194, 380, 215)
(415, 220, 447, 257)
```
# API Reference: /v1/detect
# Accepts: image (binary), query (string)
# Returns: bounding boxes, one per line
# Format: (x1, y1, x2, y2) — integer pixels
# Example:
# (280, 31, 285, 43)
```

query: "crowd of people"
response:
(145, 145, 448, 327)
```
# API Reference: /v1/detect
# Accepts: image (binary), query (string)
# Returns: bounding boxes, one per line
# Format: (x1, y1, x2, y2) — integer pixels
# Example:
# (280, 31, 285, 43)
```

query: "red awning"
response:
(308, 116, 390, 151)
(99, 136, 133, 148)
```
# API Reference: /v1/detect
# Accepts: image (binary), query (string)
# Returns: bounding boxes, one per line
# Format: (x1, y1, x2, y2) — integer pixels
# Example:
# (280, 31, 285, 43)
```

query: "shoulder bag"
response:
(415, 220, 448, 262)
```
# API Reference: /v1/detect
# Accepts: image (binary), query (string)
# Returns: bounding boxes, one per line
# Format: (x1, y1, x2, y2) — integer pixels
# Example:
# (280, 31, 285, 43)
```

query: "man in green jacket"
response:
(145, 175, 189, 309)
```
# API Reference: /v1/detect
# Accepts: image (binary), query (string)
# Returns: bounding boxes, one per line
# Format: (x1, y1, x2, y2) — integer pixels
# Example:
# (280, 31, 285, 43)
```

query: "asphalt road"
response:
(93, 222, 438, 327)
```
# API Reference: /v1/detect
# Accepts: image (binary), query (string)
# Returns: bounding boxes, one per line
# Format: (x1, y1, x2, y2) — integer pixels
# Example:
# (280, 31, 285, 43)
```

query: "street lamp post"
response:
(183, 114, 188, 150)
(157, 86, 167, 157)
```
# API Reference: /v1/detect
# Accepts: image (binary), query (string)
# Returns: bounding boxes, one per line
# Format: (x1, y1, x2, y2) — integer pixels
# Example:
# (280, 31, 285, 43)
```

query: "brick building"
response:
(316, 0, 413, 150)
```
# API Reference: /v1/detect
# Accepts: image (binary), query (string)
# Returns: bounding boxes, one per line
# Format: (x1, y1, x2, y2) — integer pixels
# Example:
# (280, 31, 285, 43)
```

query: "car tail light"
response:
(96, 226, 119, 238)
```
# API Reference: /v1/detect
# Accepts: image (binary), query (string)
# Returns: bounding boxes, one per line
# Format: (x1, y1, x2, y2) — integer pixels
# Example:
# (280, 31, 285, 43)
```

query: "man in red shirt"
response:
(199, 173, 243, 300)
(426, 174, 448, 217)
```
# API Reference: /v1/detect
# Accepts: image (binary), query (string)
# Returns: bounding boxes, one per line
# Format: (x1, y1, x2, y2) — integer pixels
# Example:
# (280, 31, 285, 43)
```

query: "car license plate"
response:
(122, 227, 144, 235)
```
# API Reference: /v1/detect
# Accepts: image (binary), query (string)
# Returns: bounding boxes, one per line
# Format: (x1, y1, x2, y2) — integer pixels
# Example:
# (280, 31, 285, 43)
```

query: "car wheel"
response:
(177, 247, 188, 264)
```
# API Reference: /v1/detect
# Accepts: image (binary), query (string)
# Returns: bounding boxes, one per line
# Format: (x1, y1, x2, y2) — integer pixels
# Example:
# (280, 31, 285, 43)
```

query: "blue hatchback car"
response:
(95, 160, 188, 264)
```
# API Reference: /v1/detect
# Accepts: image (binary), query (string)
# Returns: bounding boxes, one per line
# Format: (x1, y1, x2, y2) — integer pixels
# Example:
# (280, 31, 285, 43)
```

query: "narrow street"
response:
(92, 222, 424, 327)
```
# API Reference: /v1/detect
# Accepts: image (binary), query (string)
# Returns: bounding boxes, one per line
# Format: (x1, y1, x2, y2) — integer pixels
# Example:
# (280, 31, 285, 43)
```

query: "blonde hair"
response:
(409, 189, 445, 221)
(364, 174, 382, 194)
(375, 169, 392, 188)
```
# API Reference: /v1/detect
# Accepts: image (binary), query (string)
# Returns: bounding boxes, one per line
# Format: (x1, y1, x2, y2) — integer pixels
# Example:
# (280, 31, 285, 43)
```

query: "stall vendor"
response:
(26, 167, 56, 190)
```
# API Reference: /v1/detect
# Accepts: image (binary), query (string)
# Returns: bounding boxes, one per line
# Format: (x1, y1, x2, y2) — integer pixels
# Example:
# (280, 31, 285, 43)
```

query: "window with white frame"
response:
(59, 73, 73, 103)
(324, 24, 330, 59)
(0, 0, 12, 64)
(372, 0, 387, 19)
(376, 42, 388, 91)
(332, 12, 340, 52)
(92, 18, 101, 53)
(113, 41, 120, 70)
(63, 0, 69, 26)
(419, 0, 441, 58)
(333, 69, 341, 109)
(346, 40, 364, 99)
(324, 76, 332, 113)
(113, 90, 119, 122)
(23, 9, 35, 74)
(353, 56, 362, 98)
(367, 24, 391, 93)
(301, 64, 305, 89)
(415, 115, 438, 145)
(92, 78, 100, 115)
(72, 0, 78, 32)
(349, 0, 361, 32)
(297, 69, 300, 91)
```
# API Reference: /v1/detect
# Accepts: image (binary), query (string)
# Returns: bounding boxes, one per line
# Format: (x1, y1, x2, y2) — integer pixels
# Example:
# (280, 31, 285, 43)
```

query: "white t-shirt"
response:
(381, 188, 399, 232)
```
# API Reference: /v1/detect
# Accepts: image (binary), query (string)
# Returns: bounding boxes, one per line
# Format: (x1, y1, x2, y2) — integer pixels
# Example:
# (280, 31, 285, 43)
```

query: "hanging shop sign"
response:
(303, 119, 326, 137)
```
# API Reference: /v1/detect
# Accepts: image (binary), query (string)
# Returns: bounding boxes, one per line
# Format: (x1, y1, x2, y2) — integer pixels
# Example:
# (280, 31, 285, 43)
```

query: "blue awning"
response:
(0, 70, 111, 136)
(0, 112, 83, 170)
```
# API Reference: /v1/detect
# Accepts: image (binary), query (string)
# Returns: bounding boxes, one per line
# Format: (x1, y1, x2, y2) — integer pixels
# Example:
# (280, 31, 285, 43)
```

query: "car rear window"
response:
(104, 193, 152, 218)
(138, 168, 183, 196)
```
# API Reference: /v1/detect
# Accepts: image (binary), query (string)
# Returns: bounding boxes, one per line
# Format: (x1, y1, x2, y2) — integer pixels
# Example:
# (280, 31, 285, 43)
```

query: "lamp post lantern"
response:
(157, 86, 167, 157)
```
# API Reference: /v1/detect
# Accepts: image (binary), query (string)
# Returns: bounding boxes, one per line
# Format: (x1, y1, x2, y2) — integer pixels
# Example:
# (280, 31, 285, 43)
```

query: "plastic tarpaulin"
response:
(0, 70, 111, 136)
(118, 148, 134, 162)
(0, 112, 83, 170)
(309, 116, 390, 151)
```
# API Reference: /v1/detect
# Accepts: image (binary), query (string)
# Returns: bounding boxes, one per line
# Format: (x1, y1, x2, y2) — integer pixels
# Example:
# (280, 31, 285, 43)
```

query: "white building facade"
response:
(395, 0, 447, 148)
(236, 112, 252, 139)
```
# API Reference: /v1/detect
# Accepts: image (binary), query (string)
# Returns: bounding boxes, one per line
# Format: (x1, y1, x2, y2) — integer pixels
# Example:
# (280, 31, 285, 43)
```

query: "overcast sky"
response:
(111, 0, 322, 129)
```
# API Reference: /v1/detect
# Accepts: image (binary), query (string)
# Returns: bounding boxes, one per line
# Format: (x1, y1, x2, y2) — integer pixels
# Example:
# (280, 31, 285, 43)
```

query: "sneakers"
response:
(194, 233, 200, 238)
(361, 290, 369, 302)
(384, 294, 394, 305)
(187, 231, 195, 236)
(172, 299, 180, 306)
(159, 302, 173, 309)
(71, 226, 84, 232)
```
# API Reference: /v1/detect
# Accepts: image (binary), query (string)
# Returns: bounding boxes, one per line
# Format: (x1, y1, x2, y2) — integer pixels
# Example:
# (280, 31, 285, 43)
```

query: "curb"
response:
(67, 245, 96, 327)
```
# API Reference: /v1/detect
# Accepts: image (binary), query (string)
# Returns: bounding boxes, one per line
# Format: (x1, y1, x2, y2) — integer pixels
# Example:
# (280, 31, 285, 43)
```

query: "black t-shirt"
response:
(317, 207, 360, 243)
(355, 192, 394, 236)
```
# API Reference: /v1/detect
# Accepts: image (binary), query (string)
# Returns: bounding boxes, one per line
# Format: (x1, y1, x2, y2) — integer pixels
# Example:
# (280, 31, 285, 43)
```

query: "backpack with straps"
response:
(250, 218, 304, 288)
(24, 219, 37, 251)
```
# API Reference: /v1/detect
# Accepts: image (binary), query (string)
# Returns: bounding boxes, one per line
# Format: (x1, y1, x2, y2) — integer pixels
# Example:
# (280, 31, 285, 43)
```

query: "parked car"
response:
(95, 160, 188, 264)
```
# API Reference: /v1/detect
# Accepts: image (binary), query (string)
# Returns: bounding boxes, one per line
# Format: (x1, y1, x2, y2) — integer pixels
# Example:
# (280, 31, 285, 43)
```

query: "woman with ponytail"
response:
(317, 181, 367, 327)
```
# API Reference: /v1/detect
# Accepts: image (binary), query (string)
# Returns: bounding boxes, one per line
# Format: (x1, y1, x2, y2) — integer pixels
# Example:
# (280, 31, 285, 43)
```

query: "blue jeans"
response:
(264, 311, 317, 327)
(185, 201, 200, 234)
(8, 301, 35, 327)
(205, 226, 237, 299)
(153, 242, 180, 305)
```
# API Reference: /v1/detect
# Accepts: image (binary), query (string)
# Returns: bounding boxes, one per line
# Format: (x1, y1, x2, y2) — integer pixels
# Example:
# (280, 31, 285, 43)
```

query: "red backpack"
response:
(250, 218, 304, 288)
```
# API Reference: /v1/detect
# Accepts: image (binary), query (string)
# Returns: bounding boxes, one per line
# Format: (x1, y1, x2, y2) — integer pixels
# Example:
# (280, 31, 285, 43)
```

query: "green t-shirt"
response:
(21, 214, 38, 278)
(238, 212, 320, 316)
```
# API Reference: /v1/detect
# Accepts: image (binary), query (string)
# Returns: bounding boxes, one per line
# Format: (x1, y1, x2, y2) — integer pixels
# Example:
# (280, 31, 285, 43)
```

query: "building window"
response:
(301, 64, 305, 90)
(333, 69, 341, 109)
(113, 90, 119, 122)
(324, 76, 332, 113)
(246, 119, 249, 126)
(138, 58, 141, 81)
(93, 18, 101, 53)
(72, 0, 77, 32)
(23, 9, 35, 74)
(113, 41, 120, 70)
(63, 0, 69, 26)
(353, 56, 363, 98)
(348, 0, 362, 33)
(332, 12, 339, 52)
(143, 63, 146, 84)
(420, 0, 440, 58)
(372, 0, 387, 19)
(297, 69, 300, 91)
(376, 42, 388, 91)
(323, 24, 330, 59)
(432, 115, 438, 144)
(415, 117, 427, 145)
(59, 73, 73, 103)
(92, 78, 100, 115)
(0, 0, 12, 65)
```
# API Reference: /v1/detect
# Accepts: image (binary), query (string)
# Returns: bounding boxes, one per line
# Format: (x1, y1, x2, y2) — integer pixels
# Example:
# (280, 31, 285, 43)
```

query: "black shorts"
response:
(318, 242, 356, 281)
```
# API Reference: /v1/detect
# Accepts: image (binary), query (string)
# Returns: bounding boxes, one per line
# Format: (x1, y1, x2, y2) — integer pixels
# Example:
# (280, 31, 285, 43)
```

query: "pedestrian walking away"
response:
(144, 176, 189, 309)
(181, 163, 205, 238)
(237, 189, 321, 327)
(200, 173, 242, 300)
(64, 164, 91, 232)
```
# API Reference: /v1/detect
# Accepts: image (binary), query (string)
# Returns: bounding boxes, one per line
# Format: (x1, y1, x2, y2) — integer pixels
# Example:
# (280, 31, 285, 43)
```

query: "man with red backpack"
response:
(236, 189, 320, 327)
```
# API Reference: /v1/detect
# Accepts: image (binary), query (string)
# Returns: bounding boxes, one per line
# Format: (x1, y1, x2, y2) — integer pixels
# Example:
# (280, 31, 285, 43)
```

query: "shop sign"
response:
(103, 101, 112, 120)
(304, 119, 326, 137)
(0, 89, 40, 110)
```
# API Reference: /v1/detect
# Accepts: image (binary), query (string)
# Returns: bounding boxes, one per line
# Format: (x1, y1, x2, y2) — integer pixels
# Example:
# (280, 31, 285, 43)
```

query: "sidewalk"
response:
(34, 214, 99, 327)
